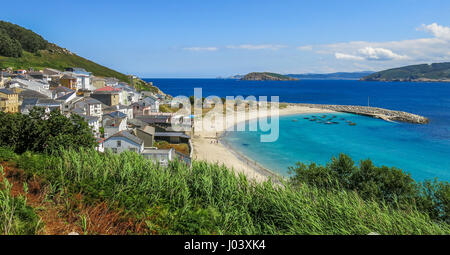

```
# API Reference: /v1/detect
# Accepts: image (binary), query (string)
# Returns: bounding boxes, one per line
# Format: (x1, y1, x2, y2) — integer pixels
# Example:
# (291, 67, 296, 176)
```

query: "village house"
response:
(21, 98, 62, 114)
(103, 104, 134, 119)
(55, 92, 77, 114)
(115, 83, 140, 104)
(105, 77, 119, 87)
(42, 68, 62, 77)
(154, 132, 191, 144)
(102, 130, 144, 154)
(51, 86, 74, 99)
(64, 68, 92, 91)
(27, 71, 51, 82)
(91, 89, 120, 106)
(73, 97, 103, 118)
(14, 69, 27, 75)
(140, 95, 160, 112)
(141, 148, 176, 167)
(133, 126, 156, 148)
(0, 88, 19, 113)
(94, 86, 127, 105)
(59, 74, 78, 90)
(102, 111, 128, 138)
(96, 138, 105, 153)
(131, 101, 152, 116)
(77, 114, 101, 137)
(92, 76, 106, 90)
(8, 78, 52, 98)
(135, 113, 172, 125)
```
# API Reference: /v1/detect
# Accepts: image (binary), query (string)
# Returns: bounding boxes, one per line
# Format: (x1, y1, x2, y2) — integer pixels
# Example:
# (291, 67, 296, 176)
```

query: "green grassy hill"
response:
(0, 21, 128, 83)
(0, 45, 129, 82)
(361, 62, 450, 82)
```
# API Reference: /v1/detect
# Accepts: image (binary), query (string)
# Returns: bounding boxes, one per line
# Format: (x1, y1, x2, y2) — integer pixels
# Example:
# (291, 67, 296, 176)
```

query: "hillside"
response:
(288, 71, 373, 80)
(361, 62, 450, 82)
(241, 72, 299, 81)
(0, 21, 128, 83)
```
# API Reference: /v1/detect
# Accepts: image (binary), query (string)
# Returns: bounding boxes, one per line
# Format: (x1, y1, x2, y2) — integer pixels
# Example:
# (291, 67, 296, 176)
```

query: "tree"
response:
(0, 21, 48, 53)
(0, 108, 96, 154)
(0, 29, 22, 57)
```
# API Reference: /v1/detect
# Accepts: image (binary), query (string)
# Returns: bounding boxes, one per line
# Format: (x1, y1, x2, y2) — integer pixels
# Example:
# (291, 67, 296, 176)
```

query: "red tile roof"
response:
(95, 86, 121, 92)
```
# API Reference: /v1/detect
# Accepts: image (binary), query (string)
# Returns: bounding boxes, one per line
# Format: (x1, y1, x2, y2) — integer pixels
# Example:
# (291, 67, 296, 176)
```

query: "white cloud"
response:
(226, 44, 287, 50)
(335, 52, 364, 60)
(183, 47, 218, 51)
(297, 23, 450, 66)
(358, 47, 409, 61)
(418, 23, 450, 40)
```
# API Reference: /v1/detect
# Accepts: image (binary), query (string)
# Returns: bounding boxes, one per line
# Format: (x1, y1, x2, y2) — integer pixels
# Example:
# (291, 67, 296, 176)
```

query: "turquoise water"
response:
(223, 113, 450, 181)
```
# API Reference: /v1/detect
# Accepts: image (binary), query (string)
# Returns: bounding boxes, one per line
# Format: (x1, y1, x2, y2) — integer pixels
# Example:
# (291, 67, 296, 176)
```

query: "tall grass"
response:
(14, 148, 450, 235)
(0, 166, 42, 235)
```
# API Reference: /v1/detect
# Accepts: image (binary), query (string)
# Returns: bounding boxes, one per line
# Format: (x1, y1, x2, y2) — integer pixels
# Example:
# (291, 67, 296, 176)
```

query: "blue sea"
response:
(144, 79, 450, 181)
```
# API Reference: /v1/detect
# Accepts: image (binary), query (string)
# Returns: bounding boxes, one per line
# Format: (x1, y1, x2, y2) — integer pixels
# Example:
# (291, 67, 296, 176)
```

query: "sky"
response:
(1, 0, 450, 77)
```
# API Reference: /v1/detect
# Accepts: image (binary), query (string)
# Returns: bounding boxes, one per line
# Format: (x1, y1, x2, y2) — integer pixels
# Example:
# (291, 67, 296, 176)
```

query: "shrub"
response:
(0, 147, 17, 162)
(289, 153, 450, 223)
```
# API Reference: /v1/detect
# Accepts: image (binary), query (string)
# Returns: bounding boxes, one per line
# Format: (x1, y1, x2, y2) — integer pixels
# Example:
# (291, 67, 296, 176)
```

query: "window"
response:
(117, 141, 121, 147)
(112, 148, 117, 154)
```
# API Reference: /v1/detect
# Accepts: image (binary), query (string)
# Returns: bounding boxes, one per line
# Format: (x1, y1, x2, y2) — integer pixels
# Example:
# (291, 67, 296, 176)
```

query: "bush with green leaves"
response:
(289, 153, 450, 223)
(0, 108, 96, 154)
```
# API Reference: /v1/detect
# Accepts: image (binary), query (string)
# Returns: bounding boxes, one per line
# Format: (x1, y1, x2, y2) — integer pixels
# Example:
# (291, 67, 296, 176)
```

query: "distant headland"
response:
(361, 62, 450, 82)
(240, 72, 299, 81)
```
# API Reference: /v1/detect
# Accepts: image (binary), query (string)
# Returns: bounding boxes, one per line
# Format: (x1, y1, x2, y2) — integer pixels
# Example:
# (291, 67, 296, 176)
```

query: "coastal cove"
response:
(223, 113, 450, 181)
(146, 78, 450, 181)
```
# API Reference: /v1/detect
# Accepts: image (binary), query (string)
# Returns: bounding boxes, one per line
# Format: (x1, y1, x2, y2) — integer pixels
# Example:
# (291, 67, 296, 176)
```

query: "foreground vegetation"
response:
(0, 146, 448, 235)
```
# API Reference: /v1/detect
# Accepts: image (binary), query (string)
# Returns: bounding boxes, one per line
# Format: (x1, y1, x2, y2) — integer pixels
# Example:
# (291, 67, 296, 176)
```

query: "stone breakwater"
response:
(295, 103, 429, 124)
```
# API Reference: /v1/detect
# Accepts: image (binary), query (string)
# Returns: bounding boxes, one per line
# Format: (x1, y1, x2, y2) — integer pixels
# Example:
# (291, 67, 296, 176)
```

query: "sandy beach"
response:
(191, 104, 333, 182)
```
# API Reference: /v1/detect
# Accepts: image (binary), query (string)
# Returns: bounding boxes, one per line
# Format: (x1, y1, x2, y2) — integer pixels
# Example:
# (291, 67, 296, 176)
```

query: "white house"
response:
(142, 148, 176, 167)
(78, 114, 101, 137)
(52, 86, 74, 99)
(8, 78, 52, 98)
(102, 111, 128, 138)
(64, 68, 93, 91)
(136, 95, 160, 114)
(73, 97, 103, 118)
(21, 98, 62, 115)
(55, 92, 77, 114)
(105, 77, 119, 87)
(103, 130, 144, 154)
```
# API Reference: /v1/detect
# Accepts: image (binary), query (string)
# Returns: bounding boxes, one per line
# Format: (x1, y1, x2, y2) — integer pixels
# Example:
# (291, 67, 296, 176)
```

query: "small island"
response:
(241, 72, 299, 81)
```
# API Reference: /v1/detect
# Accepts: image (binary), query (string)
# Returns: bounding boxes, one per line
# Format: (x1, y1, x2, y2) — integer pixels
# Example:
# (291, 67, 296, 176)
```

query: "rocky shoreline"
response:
(294, 103, 429, 124)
